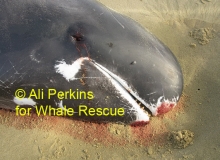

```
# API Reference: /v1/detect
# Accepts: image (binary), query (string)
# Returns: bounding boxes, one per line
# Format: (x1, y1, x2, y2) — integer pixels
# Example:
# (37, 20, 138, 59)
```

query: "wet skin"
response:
(0, 0, 183, 124)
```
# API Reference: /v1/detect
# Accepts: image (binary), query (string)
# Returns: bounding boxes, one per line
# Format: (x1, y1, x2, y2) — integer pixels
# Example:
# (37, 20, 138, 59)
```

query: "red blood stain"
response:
(130, 121, 149, 127)
(72, 31, 90, 58)
(0, 95, 187, 147)
(156, 102, 175, 115)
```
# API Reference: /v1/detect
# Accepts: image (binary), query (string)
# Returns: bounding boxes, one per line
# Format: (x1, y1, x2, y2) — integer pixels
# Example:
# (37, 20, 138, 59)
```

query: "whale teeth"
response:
(134, 97, 152, 116)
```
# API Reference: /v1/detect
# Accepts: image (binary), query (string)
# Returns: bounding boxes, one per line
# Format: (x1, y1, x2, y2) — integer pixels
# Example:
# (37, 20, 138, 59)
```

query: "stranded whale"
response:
(0, 0, 183, 125)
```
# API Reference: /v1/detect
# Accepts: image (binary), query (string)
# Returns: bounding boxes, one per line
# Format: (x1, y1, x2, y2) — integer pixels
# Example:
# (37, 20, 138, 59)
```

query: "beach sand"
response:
(0, 0, 220, 159)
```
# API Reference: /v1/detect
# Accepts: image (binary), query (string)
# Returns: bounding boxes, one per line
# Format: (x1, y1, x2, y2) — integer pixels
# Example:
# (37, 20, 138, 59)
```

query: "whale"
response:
(0, 0, 183, 125)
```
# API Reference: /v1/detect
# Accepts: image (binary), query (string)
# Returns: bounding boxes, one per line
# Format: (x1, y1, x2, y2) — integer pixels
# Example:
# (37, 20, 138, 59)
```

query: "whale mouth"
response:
(90, 59, 151, 113)
(54, 57, 151, 123)
(55, 57, 179, 124)
(90, 59, 178, 117)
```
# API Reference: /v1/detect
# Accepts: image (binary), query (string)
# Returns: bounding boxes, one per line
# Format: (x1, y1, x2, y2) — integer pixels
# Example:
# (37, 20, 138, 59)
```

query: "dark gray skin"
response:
(0, 0, 183, 125)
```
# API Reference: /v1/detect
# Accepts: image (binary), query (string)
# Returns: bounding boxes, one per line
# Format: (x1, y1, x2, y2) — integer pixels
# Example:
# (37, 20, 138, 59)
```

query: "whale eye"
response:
(71, 33, 84, 42)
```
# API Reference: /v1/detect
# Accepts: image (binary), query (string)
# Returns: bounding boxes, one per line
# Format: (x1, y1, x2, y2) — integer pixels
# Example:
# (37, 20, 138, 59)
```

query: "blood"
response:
(156, 102, 175, 115)
(130, 120, 149, 127)
(71, 31, 90, 58)
(71, 31, 91, 86)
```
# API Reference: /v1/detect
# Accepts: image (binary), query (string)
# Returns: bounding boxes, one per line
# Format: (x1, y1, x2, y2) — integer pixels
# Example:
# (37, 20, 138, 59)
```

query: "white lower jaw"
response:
(91, 60, 150, 122)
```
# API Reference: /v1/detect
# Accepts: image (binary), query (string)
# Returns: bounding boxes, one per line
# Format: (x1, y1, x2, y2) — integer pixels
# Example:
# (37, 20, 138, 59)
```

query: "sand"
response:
(1, 0, 220, 159)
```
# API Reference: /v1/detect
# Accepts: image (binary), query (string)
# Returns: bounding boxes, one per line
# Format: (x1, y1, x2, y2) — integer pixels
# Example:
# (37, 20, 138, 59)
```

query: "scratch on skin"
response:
(109, 12, 125, 29)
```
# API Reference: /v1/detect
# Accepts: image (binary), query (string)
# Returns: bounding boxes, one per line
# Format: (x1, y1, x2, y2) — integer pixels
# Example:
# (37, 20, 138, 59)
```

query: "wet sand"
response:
(1, 0, 220, 159)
